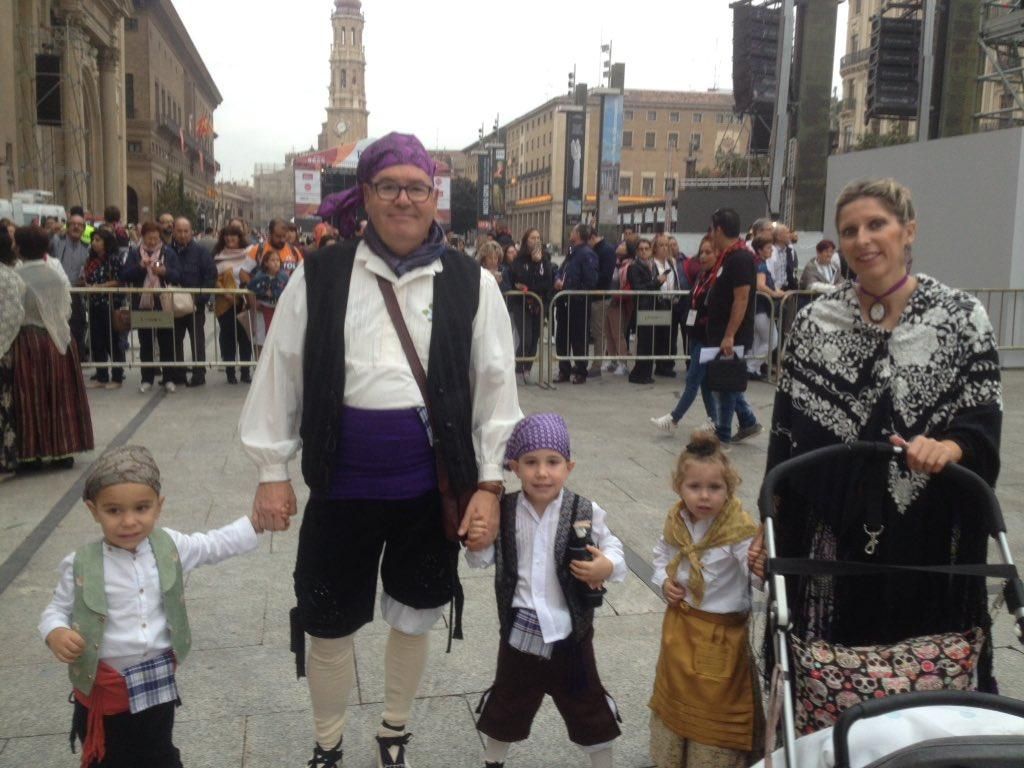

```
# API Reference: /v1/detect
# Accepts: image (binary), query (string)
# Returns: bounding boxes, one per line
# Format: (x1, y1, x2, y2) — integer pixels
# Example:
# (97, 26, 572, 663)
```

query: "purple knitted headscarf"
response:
(317, 132, 438, 238)
(504, 413, 572, 468)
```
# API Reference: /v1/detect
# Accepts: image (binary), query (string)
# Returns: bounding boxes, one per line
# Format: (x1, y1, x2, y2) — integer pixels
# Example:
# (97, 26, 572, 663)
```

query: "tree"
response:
(853, 128, 913, 152)
(449, 176, 478, 236)
(152, 172, 199, 224)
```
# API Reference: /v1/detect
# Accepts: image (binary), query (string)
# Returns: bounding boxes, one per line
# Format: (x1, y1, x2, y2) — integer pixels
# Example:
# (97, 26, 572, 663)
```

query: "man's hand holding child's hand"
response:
(46, 627, 86, 664)
(661, 579, 686, 608)
(570, 546, 612, 590)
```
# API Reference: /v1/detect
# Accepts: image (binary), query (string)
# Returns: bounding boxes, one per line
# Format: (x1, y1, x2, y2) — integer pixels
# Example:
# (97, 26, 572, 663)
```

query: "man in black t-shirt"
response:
(706, 208, 763, 443)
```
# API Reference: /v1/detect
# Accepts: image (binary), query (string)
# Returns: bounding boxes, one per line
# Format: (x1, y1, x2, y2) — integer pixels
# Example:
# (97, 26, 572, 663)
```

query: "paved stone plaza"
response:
(1, 368, 1023, 767)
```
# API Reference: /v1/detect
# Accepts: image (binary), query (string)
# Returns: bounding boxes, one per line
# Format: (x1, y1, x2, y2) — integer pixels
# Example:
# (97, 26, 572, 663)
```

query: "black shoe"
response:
(571, 373, 587, 384)
(375, 731, 412, 768)
(484, 763, 505, 768)
(226, 370, 237, 385)
(240, 369, 252, 384)
(15, 458, 42, 474)
(186, 377, 206, 388)
(308, 740, 343, 768)
(52, 456, 75, 470)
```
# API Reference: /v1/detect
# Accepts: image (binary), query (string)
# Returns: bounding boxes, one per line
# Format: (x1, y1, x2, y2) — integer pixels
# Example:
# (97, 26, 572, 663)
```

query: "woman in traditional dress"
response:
(766, 178, 1002, 696)
(0, 228, 25, 474)
(12, 225, 94, 469)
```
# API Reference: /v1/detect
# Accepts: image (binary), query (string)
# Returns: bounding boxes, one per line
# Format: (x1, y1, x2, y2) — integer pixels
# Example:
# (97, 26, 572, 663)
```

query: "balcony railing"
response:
(841, 48, 871, 70)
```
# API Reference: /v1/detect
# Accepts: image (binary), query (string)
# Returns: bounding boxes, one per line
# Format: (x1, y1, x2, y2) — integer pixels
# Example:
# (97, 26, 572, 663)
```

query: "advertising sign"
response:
(490, 146, 506, 217)
(434, 175, 451, 229)
(597, 93, 624, 230)
(477, 152, 492, 221)
(294, 169, 322, 219)
(563, 110, 586, 226)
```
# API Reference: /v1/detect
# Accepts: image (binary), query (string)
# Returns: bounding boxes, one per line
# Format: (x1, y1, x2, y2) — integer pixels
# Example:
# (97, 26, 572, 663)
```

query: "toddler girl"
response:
(648, 431, 762, 768)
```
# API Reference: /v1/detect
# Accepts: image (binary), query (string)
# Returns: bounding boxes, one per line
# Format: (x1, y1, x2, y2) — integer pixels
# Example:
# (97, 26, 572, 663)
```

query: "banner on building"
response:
(563, 109, 586, 226)
(490, 146, 506, 217)
(294, 169, 322, 219)
(597, 93, 624, 230)
(477, 152, 492, 223)
(434, 174, 451, 229)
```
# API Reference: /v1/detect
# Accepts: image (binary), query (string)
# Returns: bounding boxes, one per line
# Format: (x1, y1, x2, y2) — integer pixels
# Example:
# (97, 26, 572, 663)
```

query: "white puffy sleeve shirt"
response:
(239, 241, 522, 484)
(39, 517, 259, 670)
(466, 491, 627, 643)
(651, 509, 755, 614)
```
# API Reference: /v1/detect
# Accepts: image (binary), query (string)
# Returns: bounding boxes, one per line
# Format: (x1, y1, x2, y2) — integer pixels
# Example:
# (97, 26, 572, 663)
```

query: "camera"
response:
(566, 521, 606, 608)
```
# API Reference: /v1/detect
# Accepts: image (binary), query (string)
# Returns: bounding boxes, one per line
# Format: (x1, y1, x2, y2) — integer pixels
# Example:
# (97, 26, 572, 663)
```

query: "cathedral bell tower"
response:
(320, 0, 369, 150)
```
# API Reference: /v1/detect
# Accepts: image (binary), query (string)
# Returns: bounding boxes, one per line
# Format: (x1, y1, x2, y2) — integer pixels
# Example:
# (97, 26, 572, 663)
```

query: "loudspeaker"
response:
(35, 54, 62, 127)
(733, 5, 781, 114)
(866, 15, 921, 120)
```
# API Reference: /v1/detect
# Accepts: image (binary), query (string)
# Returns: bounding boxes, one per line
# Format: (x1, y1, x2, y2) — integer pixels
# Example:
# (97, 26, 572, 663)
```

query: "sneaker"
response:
(376, 731, 412, 768)
(651, 414, 677, 432)
(165, 382, 177, 394)
(732, 423, 764, 443)
(614, 363, 627, 375)
(603, 362, 617, 373)
(139, 382, 152, 393)
(308, 739, 343, 768)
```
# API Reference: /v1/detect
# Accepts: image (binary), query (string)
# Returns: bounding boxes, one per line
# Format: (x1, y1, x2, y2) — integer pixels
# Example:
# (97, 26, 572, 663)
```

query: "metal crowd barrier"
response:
(70, 287, 259, 377)
(502, 290, 549, 387)
(969, 289, 1024, 352)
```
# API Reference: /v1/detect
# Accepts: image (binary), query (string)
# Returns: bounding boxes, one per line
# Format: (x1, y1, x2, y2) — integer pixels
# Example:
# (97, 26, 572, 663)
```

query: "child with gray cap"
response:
(38, 444, 263, 768)
(467, 412, 625, 768)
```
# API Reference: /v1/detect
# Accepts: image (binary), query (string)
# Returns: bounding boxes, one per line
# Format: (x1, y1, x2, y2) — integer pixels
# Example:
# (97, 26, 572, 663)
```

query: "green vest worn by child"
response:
(68, 528, 191, 695)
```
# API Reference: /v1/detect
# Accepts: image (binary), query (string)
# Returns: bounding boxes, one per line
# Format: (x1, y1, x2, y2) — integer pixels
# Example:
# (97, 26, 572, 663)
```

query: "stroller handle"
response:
(833, 691, 1024, 768)
(757, 441, 1007, 535)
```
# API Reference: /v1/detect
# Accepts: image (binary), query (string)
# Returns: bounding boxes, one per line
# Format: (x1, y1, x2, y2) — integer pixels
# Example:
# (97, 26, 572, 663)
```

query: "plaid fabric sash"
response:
(122, 650, 179, 714)
(509, 608, 554, 660)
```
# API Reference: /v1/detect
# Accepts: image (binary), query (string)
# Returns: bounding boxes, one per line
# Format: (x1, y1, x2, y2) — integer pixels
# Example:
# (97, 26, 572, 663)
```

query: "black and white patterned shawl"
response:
(764, 275, 1002, 682)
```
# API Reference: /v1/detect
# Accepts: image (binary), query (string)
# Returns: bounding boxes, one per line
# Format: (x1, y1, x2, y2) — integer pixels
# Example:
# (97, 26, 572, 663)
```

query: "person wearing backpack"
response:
(554, 225, 598, 384)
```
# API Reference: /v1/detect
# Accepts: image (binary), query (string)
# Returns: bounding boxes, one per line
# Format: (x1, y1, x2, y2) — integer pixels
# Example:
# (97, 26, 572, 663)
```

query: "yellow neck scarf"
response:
(664, 497, 759, 607)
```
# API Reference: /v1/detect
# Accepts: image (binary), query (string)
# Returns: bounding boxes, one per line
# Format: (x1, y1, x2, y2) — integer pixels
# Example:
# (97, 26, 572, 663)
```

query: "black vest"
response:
(494, 490, 595, 644)
(299, 240, 481, 495)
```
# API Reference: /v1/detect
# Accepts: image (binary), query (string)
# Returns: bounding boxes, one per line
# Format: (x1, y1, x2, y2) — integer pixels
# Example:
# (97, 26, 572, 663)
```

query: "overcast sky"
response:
(171, 0, 848, 184)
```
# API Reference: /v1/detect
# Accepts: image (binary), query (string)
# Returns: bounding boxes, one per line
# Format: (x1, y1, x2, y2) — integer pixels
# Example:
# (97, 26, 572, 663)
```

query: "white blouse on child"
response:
(38, 517, 258, 671)
(651, 510, 754, 614)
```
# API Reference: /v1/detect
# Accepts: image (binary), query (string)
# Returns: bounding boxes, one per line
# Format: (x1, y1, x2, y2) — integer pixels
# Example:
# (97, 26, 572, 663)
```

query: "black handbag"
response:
(706, 353, 748, 392)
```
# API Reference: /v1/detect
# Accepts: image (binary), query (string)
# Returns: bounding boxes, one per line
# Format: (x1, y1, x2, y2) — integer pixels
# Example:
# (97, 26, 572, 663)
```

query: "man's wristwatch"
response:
(477, 481, 504, 498)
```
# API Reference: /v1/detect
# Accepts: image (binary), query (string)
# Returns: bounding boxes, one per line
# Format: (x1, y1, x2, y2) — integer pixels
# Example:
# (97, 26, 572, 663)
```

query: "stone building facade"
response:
(464, 89, 750, 245)
(123, 0, 221, 225)
(1, 0, 131, 213)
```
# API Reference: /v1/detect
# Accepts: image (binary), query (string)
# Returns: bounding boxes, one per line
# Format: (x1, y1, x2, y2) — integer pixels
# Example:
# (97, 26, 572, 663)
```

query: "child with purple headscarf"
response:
(467, 412, 625, 768)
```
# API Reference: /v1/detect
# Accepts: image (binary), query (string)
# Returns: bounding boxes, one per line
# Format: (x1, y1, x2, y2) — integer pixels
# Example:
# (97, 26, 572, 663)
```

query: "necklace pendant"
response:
(868, 301, 886, 323)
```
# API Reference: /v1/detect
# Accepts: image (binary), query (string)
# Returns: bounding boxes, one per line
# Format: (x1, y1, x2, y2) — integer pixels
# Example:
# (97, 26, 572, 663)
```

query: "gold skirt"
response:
(649, 602, 757, 753)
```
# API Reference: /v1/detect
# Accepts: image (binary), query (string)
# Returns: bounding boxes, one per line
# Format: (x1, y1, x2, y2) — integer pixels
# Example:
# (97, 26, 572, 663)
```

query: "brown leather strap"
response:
(374, 274, 452, 495)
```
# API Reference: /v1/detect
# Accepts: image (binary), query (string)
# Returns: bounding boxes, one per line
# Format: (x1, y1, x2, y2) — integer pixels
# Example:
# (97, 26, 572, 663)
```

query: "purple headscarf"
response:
(504, 413, 572, 467)
(317, 132, 437, 238)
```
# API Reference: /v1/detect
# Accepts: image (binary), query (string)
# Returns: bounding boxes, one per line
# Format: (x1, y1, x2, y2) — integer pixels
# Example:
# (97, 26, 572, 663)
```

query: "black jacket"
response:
(170, 239, 216, 305)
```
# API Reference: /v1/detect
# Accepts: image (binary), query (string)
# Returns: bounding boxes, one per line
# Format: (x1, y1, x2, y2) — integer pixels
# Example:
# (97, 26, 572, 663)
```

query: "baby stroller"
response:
(757, 441, 1024, 767)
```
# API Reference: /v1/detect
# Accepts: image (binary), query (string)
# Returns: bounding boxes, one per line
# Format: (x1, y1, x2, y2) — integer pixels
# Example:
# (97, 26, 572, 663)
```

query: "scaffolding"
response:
(977, 1, 1024, 130)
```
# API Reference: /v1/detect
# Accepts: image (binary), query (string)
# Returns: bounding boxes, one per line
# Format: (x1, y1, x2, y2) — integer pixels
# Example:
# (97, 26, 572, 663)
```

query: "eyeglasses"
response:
(372, 181, 434, 203)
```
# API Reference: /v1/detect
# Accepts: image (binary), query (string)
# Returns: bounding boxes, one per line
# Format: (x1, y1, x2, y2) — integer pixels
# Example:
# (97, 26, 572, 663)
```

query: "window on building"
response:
(668, 132, 679, 149)
(647, 110, 657, 121)
(644, 131, 656, 149)
(127, 141, 143, 154)
(693, 112, 703, 124)
(843, 126, 853, 150)
(125, 73, 135, 119)
(642, 176, 655, 196)
(125, 17, 138, 31)
(624, 109, 633, 120)
(716, 113, 726, 124)
(670, 111, 680, 123)
(622, 130, 633, 148)
(618, 176, 632, 196)
(690, 133, 702, 152)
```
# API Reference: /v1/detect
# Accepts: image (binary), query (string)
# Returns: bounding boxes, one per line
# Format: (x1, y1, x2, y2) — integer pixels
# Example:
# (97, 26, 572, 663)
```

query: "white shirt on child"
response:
(38, 517, 258, 672)
(466, 490, 627, 644)
(651, 509, 755, 614)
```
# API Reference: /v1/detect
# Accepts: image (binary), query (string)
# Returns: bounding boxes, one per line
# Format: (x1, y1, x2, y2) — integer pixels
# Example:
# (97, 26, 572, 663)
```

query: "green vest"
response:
(68, 528, 191, 695)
